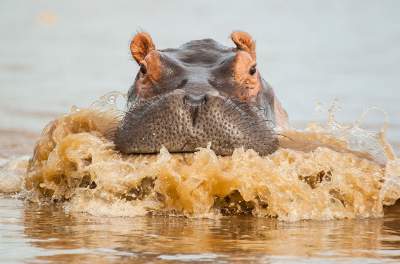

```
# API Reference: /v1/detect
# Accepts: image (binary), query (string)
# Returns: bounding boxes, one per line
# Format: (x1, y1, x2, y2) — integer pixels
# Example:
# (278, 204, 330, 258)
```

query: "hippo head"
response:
(114, 31, 288, 156)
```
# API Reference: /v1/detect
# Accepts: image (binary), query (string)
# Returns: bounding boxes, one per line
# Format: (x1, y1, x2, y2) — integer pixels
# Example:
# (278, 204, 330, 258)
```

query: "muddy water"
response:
(2, 0, 400, 263)
(3, 95, 394, 220)
(1, 197, 400, 264)
(1, 96, 400, 263)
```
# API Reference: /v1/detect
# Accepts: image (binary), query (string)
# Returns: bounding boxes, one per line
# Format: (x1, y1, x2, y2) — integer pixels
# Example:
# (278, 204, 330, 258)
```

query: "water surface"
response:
(1, 0, 400, 263)
(1, 197, 400, 263)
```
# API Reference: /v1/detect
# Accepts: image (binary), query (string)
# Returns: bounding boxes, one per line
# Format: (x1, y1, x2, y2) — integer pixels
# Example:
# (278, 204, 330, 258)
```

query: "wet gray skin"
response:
(114, 32, 286, 156)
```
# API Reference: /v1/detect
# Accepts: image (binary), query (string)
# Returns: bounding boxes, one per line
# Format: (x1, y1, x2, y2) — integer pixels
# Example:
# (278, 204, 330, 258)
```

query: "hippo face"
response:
(114, 31, 288, 156)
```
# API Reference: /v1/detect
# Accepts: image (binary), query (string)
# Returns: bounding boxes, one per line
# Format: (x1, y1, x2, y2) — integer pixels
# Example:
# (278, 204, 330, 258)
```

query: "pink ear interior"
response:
(130, 32, 156, 64)
(230, 31, 256, 60)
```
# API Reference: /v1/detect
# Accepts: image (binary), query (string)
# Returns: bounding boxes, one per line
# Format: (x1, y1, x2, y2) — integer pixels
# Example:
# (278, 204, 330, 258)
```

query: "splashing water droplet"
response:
(2, 92, 399, 222)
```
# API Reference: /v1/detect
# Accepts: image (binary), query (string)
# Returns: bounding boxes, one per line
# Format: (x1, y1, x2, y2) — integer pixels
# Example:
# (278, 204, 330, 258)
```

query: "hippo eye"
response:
(249, 65, 257, 75)
(139, 63, 147, 75)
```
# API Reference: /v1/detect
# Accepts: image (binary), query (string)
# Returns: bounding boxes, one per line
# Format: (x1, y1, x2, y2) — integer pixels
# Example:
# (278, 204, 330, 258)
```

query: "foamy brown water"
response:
(1, 93, 398, 222)
(1, 1, 400, 262)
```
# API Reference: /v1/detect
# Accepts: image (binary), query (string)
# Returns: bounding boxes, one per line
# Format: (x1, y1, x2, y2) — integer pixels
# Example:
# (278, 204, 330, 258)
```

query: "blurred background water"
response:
(0, 0, 399, 140)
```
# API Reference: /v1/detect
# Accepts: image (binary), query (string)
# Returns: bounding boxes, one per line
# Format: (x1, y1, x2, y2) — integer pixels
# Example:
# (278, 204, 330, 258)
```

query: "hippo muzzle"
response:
(115, 89, 278, 155)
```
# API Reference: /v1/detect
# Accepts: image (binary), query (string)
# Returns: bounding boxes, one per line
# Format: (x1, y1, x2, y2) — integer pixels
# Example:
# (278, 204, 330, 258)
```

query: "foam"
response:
(1, 93, 399, 221)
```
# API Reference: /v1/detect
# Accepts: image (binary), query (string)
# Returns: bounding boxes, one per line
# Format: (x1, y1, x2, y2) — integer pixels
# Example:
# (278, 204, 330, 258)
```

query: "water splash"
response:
(1, 93, 399, 222)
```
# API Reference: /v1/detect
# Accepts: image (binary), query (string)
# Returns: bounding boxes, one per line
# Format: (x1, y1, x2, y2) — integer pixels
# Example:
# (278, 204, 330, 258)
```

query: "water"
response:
(1, 0, 400, 263)
(1, 197, 400, 264)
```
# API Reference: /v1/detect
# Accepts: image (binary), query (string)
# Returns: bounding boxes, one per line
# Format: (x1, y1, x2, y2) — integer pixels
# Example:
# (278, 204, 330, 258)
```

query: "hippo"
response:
(114, 31, 288, 156)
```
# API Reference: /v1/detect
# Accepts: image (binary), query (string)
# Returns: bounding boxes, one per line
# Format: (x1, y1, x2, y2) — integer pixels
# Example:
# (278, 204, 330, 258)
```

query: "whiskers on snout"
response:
(113, 92, 278, 156)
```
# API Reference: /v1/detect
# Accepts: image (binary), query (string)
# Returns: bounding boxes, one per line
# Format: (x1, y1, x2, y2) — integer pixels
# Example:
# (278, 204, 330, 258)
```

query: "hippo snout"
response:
(114, 91, 278, 156)
(183, 93, 207, 107)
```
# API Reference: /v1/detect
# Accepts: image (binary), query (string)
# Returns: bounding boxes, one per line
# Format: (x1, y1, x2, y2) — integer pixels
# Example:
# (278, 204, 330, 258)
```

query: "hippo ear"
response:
(130, 32, 156, 64)
(230, 31, 256, 60)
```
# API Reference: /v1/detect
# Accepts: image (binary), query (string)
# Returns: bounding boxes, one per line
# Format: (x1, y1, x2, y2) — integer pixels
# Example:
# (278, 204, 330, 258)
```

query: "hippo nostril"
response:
(183, 94, 207, 106)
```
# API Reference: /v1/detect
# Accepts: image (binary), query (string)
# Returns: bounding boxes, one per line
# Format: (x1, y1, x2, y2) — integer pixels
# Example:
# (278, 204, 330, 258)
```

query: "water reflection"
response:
(18, 201, 400, 263)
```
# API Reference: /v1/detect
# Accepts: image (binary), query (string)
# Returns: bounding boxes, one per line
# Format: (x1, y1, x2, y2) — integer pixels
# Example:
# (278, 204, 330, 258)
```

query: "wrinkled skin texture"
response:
(114, 31, 288, 155)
